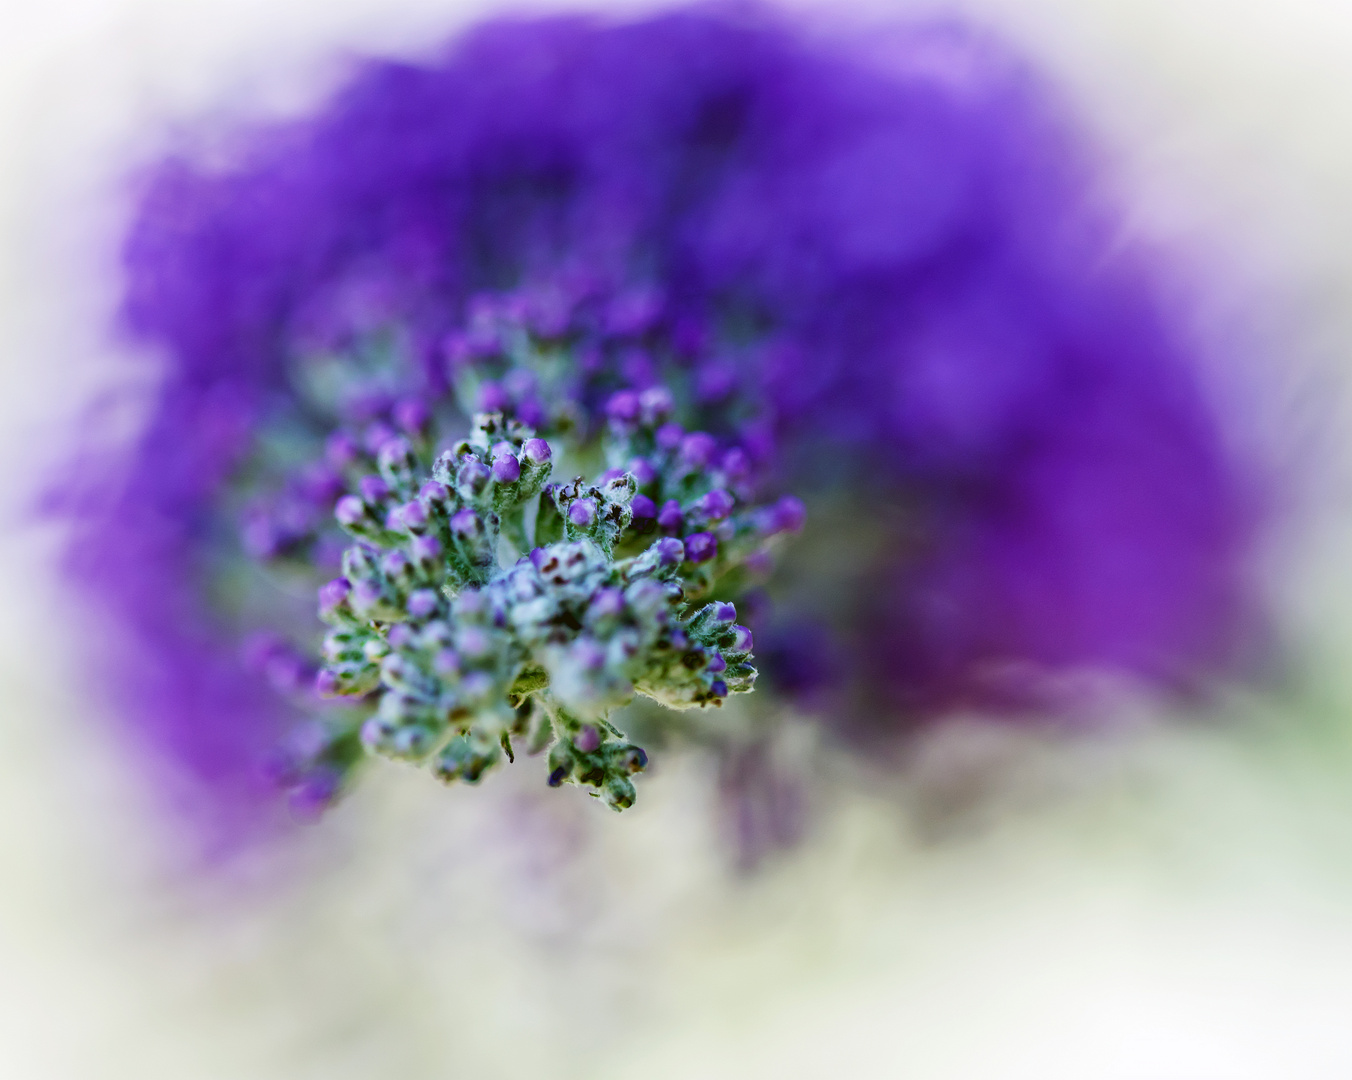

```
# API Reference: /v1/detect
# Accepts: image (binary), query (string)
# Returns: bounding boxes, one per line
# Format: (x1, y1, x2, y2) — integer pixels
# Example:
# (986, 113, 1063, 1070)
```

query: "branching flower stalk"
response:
(250, 286, 804, 812)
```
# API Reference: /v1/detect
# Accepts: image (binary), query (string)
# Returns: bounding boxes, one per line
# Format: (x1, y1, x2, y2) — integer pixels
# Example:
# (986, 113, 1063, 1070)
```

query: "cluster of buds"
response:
(239, 280, 804, 812)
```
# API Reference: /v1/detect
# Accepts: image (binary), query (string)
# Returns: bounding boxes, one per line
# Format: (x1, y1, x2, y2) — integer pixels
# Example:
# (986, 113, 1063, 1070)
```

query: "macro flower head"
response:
(64, 5, 1261, 833)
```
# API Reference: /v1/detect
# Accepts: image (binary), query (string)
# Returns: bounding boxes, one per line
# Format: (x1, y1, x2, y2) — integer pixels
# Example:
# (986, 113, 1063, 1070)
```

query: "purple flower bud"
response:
(407, 589, 439, 619)
(572, 638, 606, 670)
(450, 507, 481, 536)
(574, 725, 602, 753)
(655, 422, 684, 451)
(590, 588, 625, 619)
(393, 398, 429, 435)
(326, 431, 361, 469)
(363, 422, 397, 455)
(657, 499, 683, 532)
(639, 386, 674, 423)
(568, 499, 597, 527)
(397, 500, 428, 530)
(492, 453, 521, 483)
(720, 447, 751, 481)
(387, 624, 413, 648)
(318, 577, 351, 617)
(710, 680, 728, 698)
(680, 432, 717, 467)
(517, 399, 545, 427)
(478, 381, 510, 412)
(419, 480, 450, 504)
(706, 651, 727, 674)
(358, 475, 389, 504)
(731, 625, 754, 652)
(522, 438, 551, 465)
(351, 579, 384, 614)
(297, 464, 344, 507)
(697, 488, 734, 520)
(685, 532, 717, 563)
(653, 537, 685, 566)
(771, 495, 807, 534)
(713, 602, 737, 624)
(315, 669, 340, 698)
(457, 459, 491, 495)
(457, 626, 492, 659)
(378, 436, 415, 471)
(433, 649, 460, 676)
(627, 457, 657, 487)
(409, 534, 442, 564)
(381, 550, 410, 578)
(528, 546, 549, 570)
(334, 495, 366, 527)
(631, 494, 656, 520)
(600, 467, 626, 483)
(605, 389, 641, 423)
(489, 440, 514, 457)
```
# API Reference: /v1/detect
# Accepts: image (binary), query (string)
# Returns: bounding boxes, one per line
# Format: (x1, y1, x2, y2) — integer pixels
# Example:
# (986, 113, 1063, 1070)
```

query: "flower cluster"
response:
(245, 284, 803, 811)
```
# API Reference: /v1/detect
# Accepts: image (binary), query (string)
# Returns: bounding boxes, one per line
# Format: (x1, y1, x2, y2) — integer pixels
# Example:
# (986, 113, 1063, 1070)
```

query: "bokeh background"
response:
(6, 1, 1352, 1077)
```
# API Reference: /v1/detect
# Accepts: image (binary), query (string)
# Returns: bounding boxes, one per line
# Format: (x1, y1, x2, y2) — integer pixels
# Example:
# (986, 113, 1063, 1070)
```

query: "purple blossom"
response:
(61, 5, 1263, 829)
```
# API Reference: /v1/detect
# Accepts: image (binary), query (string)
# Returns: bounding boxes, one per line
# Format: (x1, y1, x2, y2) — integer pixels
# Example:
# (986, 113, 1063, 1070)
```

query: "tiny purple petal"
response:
(710, 680, 728, 698)
(731, 625, 754, 653)
(568, 499, 597, 527)
(450, 507, 481, 536)
(358, 475, 389, 504)
(639, 386, 674, 423)
(392, 398, 430, 435)
(685, 532, 718, 563)
(398, 500, 428, 530)
(318, 577, 351, 617)
(655, 422, 684, 451)
(653, 537, 685, 566)
(771, 495, 807, 534)
(409, 534, 442, 563)
(631, 494, 656, 520)
(605, 389, 641, 423)
(478, 381, 509, 412)
(492, 453, 521, 483)
(627, 457, 657, 487)
(590, 588, 625, 619)
(407, 589, 439, 619)
(706, 651, 727, 674)
(657, 499, 683, 532)
(334, 495, 366, 527)
(697, 489, 734, 520)
(573, 725, 602, 753)
(522, 438, 551, 465)
(713, 602, 737, 624)
(419, 480, 449, 503)
(680, 432, 717, 467)
(315, 669, 340, 698)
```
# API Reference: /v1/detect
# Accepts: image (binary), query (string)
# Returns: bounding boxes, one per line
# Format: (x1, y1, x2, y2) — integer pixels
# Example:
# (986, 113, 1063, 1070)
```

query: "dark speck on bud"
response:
(568, 499, 597, 527)
(685, 532, 717, 563)
(574, 725, 602, 753)
(522, 438, 551, 465)
(492, 453, 521, 483)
